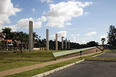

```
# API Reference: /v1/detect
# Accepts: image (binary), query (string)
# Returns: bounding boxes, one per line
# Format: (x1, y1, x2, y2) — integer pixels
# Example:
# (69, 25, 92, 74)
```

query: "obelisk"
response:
(65, 38, 67, 49)
(61, 36, 64, 50)
(55, 34, 58, 50)
(46, 29, 49, 51)
(68, 40, 70, 49)
(29, 21, 33, 51)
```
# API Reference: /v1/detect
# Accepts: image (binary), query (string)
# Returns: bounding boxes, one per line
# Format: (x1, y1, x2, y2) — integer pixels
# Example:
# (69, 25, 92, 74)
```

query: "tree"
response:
(101, 38, 105, 45)
(0, 35, 3, 38)
(9, 32, 17, 47)
(87, 41, 98, 47)
(16, 32, 29, 53)
(108, 25, 116, 48)
(33, 32, 39, 41)
(2, 28, 12, 50)
(101, 38, 105, 50)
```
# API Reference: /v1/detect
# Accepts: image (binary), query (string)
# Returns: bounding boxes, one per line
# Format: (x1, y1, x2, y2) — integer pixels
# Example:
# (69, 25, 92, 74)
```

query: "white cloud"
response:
(77, 37, 95, 44)
(50, 31, 67, 40)
(40, 0, 53, 3)
(50, 35, 55, 39)
(42, 11, 47, 15)
(71, 34, 79, 37)
(85, 31, 97, 36)
(57, 31, 67, 38)
(47, 1, 92, 28)
(76, 2, 93, 8)
(0, 25, 18, 32)
(4, 25, 17, 32)
(3, 16, 46, 31)
(0, 0, 21, 25)
(80, 41, 86, 44)
(71, 37, 77, 42)
(87, 28, 93, 30)
(34, 21, 42, 28)
(32, 8, 35, 12)
(17, 17, 46, 29)
(38, 16, 47, 22)
(84, 12, 89, 16)
(66, 23, 72, 26)
(100, 34, 107, 39)
(17, 18, 34, 28)
(15, 4, 19, 7)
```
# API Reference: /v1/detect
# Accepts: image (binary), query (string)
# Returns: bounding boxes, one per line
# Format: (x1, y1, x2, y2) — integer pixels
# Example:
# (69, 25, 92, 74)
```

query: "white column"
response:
(29, 21, 33, 51)
(46, 29, 49, 51)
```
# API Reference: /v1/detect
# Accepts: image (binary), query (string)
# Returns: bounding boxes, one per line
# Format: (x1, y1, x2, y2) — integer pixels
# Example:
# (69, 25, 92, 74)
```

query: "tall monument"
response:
(55, 34, 58, 50)
(68, 40, 70, 49)
(65, 38, 67, 49)
(29, 21, 33, 51)
(46, 29, 49, 51)
(61, 36, 64, 50)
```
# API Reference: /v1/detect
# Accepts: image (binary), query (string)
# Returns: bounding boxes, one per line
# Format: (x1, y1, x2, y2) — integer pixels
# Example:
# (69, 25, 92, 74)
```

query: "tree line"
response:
(108, 25, 116, 49)
(0, 27, 99, 50)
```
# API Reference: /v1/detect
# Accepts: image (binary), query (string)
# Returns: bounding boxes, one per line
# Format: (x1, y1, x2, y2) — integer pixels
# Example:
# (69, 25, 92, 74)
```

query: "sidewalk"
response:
(0, 52, 99, 77)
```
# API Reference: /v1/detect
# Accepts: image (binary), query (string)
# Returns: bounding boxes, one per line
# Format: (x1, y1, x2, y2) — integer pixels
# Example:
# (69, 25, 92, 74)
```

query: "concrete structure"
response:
(29, 21, 33, 51)
(55, 34, 58, 50)
(68, 40, 70, 49)
(46, 29, 49, 51)
(65, 39, 67, 49)
(61, 37, 64, 50)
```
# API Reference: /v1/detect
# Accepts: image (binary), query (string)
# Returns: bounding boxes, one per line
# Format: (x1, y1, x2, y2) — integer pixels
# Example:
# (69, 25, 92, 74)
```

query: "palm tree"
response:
(2, 28, 11, 50)
(33, 32, 39, 47)
(0, 35, 3, 48)
(16, 32, 29, 53)
(9, 32, 17, 48)
(23, 33, 29, 50)
(101, 38, 105, 50)
(15, 32, 23, 53)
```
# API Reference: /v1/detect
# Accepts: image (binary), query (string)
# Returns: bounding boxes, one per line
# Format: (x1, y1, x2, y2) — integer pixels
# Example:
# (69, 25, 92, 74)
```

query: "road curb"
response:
(32, 59, 85, 77)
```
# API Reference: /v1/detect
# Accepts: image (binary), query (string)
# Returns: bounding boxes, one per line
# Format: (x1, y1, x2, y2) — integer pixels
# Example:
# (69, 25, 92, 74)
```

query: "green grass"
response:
(0, 50, 58, 60)
(0, 50, 62, 72)
(5, 51, 105, 77)
(0, 60, 42, 72)
(5, 58, 82, 77)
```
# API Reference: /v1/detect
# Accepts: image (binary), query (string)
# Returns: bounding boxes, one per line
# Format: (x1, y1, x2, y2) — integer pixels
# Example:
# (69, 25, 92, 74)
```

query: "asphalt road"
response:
(97, 52, 116, 57)
(45, 61, 116, 77)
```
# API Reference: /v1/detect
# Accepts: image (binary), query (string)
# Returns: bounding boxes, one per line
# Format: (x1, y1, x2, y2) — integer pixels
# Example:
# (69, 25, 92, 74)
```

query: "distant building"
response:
(0, 33, 4, 41)
(1, 40, 13, 47)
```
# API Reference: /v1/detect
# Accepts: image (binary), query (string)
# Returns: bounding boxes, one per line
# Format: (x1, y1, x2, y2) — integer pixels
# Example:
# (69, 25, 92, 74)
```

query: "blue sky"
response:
(0, 0, 116, 44)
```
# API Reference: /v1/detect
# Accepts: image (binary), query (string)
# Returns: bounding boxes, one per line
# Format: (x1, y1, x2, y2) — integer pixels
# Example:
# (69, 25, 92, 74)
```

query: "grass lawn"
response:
(0, 50, 61, 71)
(0, 50, 65, 60)
(0, 60, 42, 72)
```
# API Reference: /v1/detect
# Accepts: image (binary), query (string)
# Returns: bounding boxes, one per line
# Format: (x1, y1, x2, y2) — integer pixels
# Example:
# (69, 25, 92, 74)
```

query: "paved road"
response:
(45, 61, 116, 77)
(97, 52, 116, 57)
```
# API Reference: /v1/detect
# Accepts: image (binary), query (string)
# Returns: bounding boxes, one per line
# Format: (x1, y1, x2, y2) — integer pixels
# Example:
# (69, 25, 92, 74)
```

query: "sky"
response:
(0, 0, 116, 44)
